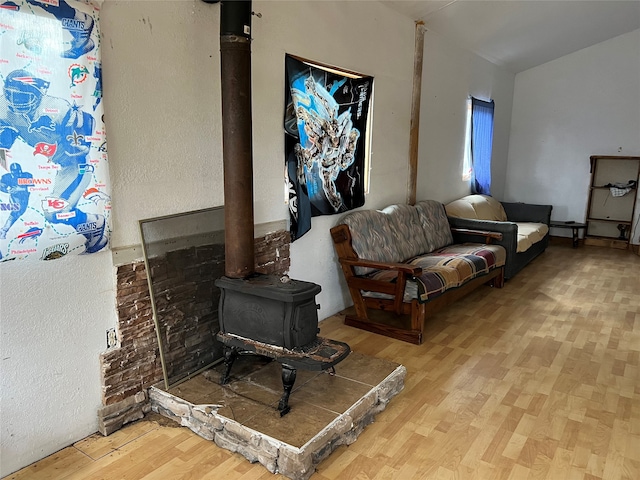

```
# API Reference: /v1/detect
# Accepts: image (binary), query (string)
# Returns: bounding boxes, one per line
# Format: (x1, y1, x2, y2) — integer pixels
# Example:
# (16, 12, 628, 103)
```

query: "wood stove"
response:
(215, 274, 349, 415)
(217, 275, 321, 349)
(214, 0, 349, 416)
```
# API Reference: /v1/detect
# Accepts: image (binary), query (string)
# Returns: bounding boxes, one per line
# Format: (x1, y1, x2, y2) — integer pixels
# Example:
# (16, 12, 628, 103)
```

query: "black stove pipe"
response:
(219, 0, 255, 279)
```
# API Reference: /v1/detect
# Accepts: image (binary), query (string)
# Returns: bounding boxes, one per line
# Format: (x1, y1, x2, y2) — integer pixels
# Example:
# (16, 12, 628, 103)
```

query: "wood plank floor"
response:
(5, 244, 639, 480)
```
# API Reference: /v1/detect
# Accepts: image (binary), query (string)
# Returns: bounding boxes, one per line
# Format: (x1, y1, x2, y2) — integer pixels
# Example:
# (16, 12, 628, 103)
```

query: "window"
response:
(463, 97, 495, 195)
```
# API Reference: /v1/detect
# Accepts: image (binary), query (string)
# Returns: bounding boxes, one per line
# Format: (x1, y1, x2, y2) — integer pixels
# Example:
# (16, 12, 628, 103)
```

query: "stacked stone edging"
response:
(149, 365, 406, 480)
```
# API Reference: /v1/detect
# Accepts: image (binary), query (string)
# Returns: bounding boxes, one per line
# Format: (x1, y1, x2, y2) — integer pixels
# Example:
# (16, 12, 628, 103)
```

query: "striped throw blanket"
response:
(368, 243, 505, 303)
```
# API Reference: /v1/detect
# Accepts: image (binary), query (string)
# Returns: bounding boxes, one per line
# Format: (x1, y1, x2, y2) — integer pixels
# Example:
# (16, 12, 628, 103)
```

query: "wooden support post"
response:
(408, 21, 425, 206)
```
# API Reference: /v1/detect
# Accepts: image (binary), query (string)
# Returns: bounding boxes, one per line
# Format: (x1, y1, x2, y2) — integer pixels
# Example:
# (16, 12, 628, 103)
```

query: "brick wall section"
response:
(100, 261, 160, 406)
(255, 230, 290, 275)
(98, 230, 291, 433)
(152, 243, 226, 384)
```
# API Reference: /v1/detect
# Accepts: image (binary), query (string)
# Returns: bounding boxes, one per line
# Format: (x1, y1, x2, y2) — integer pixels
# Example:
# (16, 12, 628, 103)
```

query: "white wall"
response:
(417, 29, 515, 204)
(0, 0, 415, 475)
(103, 0, 224, 245)
(505, 29, 640, 243)
(0, 252, 116, 476)
(253, 1, 416, 317)
(106, 0, 416, 318)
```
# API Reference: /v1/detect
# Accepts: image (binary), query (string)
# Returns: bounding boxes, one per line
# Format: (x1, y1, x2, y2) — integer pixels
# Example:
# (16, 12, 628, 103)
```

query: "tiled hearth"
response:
(149, 351, 405, 480)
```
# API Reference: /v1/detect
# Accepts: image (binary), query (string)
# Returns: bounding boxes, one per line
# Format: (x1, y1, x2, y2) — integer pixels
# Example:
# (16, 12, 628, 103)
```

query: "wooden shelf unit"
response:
(585, 155, 640, 249)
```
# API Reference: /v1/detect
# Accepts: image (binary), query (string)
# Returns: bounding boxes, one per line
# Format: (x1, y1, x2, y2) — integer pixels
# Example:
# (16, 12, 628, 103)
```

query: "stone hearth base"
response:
(149, 351, 405, 480)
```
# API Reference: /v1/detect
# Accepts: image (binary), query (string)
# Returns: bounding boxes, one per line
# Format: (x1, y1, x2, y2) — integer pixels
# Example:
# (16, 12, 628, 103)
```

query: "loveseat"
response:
(445, 194, 552, 280)
(330, 200, 506, 344)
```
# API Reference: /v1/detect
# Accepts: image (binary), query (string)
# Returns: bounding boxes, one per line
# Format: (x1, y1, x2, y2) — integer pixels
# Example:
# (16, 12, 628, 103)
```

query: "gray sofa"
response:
(445, 195, 552, 280)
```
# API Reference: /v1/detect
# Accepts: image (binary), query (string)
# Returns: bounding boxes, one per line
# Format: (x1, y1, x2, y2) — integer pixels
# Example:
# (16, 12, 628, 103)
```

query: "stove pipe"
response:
(220, 0, 255, 278)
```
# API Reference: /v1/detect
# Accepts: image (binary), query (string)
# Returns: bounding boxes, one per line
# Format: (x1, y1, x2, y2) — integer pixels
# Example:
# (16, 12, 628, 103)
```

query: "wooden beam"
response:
(407, 21, 425, 206)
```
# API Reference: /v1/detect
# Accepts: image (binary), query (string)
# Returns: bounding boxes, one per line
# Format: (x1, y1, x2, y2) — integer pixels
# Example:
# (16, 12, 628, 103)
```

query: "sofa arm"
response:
(447, 216, 518, 259)
(501, 202, 552, 225)
(339, 258, 422, 276)
(338, 257, 421, 316)
(450, 228, 503, 244)
(447, 216, 517, 237)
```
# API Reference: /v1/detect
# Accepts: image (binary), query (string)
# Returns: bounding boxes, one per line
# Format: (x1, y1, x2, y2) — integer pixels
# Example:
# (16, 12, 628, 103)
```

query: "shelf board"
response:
(584, 236, 630, 249)
(587, 218, 632, 225)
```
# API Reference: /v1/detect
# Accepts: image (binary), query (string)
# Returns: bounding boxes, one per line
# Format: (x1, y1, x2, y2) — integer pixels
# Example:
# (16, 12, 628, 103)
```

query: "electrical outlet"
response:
(106, 328, 117, 348)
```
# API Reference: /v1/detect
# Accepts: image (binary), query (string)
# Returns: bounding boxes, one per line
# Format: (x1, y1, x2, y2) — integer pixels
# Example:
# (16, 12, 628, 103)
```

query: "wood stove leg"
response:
(278, 364, 297, 416)
(221, 346, 238, 385)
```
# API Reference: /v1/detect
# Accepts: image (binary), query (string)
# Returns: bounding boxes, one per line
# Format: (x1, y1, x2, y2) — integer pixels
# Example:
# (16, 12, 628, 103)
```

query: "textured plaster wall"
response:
(417, 29, 515, 204)
(0, 252, 116, 476)
(252, 1, 416, 318)
(102, 0, 224, 246)
(505, 29, 640, 243)
(103, 0, 417, 320)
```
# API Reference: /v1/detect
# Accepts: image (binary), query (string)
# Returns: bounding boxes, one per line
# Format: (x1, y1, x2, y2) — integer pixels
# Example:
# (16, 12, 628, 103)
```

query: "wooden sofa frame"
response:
(330, 224, 505, 344)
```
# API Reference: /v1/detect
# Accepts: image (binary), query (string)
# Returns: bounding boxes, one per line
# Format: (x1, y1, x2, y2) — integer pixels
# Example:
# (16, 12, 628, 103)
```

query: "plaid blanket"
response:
(367, 243, 506, 303)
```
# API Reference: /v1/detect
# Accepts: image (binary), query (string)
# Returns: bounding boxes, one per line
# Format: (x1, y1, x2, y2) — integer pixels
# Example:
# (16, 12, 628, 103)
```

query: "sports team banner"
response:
(284, 54, 373, 241)
(0, 0, 110, 262)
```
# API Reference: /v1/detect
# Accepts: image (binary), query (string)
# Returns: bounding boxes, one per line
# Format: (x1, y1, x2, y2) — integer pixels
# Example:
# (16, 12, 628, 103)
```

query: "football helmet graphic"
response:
(3, 70, 50, 114)
(9, 162, 22, 175)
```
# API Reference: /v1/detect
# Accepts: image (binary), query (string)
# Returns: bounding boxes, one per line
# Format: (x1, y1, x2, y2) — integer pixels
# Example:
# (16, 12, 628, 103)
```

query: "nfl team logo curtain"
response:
(284, 54, 373, 241)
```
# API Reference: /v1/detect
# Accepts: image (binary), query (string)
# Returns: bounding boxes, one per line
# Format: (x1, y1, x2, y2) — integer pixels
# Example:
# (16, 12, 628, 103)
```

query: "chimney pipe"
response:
(219, 0, 255, 278)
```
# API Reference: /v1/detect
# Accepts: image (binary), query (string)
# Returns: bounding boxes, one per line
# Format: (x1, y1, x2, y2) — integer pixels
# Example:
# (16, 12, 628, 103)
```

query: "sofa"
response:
(330, 200, 506, 344)
(445, 194, 552, 280)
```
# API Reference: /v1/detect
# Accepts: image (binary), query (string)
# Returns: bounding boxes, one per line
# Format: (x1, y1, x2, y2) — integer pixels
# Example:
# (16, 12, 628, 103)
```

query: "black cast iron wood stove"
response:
(212, 0, 349, 416)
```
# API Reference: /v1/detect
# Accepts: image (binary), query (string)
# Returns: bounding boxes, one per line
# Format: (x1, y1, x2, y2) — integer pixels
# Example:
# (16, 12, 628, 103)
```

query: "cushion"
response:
(380, 203, 432, 260)
(340, 201, 454, 275)
(445, 194, 508, 221)
(515, 222, 549, 253)
(367, 243, 506, 303)
(414, 200, 454, 252)
(340, 209, 403, 275)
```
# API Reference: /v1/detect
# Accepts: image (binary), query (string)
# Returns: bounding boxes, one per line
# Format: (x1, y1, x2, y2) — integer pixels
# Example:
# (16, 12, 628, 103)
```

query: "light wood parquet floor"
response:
(5, 244, 640, 480)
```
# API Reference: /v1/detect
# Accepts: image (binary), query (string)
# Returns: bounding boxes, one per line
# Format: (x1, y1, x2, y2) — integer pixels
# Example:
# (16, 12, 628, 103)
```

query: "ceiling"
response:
(381, 0, 640, 73)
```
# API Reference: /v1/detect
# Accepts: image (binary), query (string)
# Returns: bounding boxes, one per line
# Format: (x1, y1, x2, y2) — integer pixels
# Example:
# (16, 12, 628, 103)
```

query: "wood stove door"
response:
(286, 299, 320, 349)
